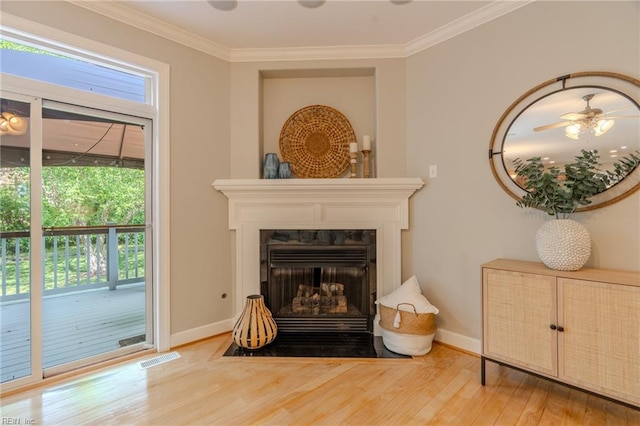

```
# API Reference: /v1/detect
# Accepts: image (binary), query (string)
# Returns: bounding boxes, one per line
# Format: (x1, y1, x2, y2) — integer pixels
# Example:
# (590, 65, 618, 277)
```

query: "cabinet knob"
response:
(550, 324, 557, 330)
(557, 326, 564, 332)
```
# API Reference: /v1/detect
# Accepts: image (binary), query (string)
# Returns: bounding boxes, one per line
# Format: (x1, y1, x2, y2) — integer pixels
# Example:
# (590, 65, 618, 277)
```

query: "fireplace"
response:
(212, 178, 424, 337)
(261, 230, 376, 333)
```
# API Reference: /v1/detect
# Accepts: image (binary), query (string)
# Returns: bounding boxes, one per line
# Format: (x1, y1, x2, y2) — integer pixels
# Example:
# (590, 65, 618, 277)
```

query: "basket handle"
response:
(393, 303, 417, 329)
(396, 302, 418, 316)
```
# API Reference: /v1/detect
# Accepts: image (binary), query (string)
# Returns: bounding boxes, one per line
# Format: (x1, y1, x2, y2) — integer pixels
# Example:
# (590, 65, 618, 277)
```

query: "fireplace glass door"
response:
(263, 231, 376, 333)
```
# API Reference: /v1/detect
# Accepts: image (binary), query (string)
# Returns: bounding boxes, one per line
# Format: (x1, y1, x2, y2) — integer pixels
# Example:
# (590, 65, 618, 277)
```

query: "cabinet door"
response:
(559, 278, 640, 406)
(483, 268, 557, 377)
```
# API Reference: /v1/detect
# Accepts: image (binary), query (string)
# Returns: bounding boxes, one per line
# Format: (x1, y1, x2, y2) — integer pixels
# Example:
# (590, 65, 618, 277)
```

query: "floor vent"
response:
(139, 352, 180, 369)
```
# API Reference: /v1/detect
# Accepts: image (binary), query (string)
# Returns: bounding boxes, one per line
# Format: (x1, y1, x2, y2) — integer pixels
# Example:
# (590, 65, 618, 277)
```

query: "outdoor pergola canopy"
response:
(0, 101, 145, 169)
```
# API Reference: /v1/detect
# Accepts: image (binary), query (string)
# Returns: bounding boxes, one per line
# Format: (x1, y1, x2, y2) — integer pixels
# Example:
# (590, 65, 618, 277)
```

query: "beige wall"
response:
(1, 1, 234, 335)
(405, 0, 640, 344)
(4, 1, 638, 351)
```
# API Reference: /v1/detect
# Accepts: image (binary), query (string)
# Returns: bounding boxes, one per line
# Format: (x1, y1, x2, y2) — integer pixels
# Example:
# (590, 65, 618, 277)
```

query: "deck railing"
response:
(0, 224, 145, 301)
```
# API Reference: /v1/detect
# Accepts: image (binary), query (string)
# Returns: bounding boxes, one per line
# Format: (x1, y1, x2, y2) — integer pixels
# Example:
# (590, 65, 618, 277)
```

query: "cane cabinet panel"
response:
(481, 259, 640, 408)
(559, 278, 640, 405)
(482, 268, 557, 376)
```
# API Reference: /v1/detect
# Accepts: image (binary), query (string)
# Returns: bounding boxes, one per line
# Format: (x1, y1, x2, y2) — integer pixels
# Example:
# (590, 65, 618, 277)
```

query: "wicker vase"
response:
(535, 219, 591, 271)
(232, 295, 277, 350)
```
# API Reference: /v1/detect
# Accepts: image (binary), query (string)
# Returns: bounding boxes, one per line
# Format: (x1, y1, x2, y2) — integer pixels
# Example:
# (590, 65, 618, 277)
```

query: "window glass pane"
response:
(0, 97, 32, 382)
(41, 108, 145, 169)
(0, 39, 147, 103)
(39, 105, 148, 369)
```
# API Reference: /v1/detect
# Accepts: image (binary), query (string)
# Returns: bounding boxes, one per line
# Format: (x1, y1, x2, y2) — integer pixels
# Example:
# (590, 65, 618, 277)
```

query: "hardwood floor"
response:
(1, 332, 638, 425)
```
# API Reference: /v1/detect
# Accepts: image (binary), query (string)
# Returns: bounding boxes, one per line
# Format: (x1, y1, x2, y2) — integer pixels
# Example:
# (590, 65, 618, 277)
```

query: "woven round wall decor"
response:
(279, 105, 356, 178)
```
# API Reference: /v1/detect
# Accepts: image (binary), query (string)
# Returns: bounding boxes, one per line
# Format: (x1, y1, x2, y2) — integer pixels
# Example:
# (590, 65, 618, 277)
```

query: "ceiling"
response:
(71, 0, 533, 61)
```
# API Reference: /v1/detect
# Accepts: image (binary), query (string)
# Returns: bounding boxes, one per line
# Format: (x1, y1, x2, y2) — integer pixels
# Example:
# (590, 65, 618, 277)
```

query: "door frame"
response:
(0, 15, 171, 392)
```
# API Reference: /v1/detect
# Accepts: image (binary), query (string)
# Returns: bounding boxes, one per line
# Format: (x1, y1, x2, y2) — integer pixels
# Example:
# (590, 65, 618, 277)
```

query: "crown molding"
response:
(229, 44, 407, 63)
(67, 0, 231, 61)
(405, 0, 535, 56)
(68, 0, 534, 63)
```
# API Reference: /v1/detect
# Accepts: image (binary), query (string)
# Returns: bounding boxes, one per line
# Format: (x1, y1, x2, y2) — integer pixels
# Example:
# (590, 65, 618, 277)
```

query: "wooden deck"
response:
(1, 283, 146, 383)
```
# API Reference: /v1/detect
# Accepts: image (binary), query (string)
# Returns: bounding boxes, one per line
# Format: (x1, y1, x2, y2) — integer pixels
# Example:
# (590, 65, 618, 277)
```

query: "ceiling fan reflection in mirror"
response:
(534, 93, 638, 140)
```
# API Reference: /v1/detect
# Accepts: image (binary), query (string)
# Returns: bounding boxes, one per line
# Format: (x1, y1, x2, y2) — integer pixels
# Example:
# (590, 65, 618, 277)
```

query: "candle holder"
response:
(350, 151, 358, 178)
(362, 149, 371, 178)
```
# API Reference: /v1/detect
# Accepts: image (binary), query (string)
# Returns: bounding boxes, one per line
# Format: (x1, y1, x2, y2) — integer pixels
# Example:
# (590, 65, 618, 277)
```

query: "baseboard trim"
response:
(434, 328, 481, 355)
(170, 321, 482, 356)
(170, 319, 234, 348)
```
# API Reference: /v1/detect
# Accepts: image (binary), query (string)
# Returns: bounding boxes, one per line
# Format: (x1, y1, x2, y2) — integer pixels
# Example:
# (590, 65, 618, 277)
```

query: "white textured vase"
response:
(535, 219, 591, 271)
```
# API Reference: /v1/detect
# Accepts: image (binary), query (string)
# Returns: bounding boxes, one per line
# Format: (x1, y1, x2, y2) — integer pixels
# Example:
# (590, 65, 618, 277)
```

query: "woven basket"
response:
(379, 303, 437, 336)
(279, 105, 356, 178)
(232, 295, 277, 349)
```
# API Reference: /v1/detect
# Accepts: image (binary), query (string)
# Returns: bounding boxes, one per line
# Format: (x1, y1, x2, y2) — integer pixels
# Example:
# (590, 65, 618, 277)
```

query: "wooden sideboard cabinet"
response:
(481, 259, 640, 408)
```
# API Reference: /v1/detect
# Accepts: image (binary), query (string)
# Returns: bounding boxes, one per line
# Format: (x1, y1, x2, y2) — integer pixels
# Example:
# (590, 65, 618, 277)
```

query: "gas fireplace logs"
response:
(292, 283, 348, 314)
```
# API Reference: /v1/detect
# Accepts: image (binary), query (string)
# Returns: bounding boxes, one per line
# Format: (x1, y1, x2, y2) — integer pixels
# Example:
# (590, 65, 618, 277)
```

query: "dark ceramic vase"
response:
(263, 153, 280, 179)
(278, 162, 292, 178)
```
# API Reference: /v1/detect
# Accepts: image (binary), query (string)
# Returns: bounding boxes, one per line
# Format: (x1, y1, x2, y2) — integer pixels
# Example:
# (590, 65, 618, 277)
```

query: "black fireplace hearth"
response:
(223, 332, 409, 359)
(223, 229, 409, 359)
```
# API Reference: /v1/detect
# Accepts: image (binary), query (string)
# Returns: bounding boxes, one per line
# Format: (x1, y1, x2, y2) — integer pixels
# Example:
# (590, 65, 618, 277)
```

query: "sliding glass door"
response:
(0, 95, 153, 382)
(40, 102, 153, 375)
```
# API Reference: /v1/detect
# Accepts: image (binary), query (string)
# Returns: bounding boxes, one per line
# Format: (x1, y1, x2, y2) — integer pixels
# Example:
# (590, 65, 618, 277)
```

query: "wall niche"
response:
(260, 68, 376, 178)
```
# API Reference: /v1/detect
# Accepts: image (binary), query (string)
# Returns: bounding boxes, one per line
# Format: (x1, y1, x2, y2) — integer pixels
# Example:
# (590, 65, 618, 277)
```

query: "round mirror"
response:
(489, 71, 640, 211)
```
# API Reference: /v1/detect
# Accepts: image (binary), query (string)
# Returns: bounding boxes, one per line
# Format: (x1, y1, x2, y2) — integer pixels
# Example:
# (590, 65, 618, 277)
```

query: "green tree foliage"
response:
(1, 39, 54, 55)
(1, 166, 144, 231)
(0, 168, 30, 231)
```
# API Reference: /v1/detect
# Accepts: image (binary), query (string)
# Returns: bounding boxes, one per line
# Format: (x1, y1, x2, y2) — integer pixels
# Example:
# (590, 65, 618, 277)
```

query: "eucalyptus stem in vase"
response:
(513, 149, 640, 270)
(513, 149, 640, 219)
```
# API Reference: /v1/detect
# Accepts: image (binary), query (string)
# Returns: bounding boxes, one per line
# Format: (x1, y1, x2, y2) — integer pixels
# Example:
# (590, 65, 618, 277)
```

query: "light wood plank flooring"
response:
(2, 332, 638, 425)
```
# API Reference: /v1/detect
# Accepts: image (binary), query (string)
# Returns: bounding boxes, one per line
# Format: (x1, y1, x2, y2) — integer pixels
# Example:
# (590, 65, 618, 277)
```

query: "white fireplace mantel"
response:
(213, 178, 424, 333)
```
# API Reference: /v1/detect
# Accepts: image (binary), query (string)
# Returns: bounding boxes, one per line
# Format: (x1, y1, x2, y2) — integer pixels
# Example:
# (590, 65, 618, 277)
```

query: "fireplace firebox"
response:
(260, 230, 376, 333)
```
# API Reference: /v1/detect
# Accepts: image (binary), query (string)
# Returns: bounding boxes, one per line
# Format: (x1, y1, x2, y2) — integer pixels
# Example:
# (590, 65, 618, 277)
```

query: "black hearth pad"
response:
(223, 332, 410, 359)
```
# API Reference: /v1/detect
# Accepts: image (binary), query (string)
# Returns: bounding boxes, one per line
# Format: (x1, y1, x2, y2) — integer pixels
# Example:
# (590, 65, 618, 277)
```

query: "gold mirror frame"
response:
(489, 71, 640, 212)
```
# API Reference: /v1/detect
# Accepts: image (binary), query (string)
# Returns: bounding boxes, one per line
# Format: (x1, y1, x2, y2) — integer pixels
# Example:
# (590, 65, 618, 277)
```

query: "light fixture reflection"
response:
(0, 112, 27, 136)
(594, 119, 614, 136)
(565, 123, 581, 140)
(565, 118, 614, 140)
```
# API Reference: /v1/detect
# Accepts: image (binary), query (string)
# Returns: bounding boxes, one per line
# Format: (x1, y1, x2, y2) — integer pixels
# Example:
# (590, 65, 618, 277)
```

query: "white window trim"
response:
(0, 12, 171, 390)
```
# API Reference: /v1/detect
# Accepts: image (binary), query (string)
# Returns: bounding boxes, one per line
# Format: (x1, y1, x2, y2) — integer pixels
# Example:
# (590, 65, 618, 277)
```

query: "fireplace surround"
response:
(213, 178, 424, 336)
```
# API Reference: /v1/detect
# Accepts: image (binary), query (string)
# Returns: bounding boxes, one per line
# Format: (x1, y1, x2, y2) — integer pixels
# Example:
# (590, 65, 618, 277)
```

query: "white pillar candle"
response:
(362, 135, 371, 151)
(349, 142, 358, 153)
